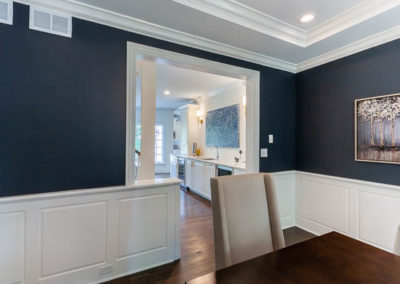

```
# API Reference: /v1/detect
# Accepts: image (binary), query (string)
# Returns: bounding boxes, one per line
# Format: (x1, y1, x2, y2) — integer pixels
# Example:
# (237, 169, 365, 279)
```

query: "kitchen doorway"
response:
(125, 42, 260, 184)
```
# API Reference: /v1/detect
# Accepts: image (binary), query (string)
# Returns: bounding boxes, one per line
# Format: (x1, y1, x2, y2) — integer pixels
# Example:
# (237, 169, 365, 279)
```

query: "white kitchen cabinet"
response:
(180, 158, 241, 201)
(233, 168, 246, 175)
(192, 162, 205, 194)
(185, 160, 193, 188)
(204, 164, 216, 199)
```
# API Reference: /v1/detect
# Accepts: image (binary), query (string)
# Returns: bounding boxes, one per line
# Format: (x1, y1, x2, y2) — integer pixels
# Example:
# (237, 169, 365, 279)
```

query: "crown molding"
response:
(173, 0, 400, 47)
(11, 0, 400, 74)
(307, 0, 400, 46)
(297, 25, 400, 72)
(172, 0, 307, 47)
(14, 0, 297, 73)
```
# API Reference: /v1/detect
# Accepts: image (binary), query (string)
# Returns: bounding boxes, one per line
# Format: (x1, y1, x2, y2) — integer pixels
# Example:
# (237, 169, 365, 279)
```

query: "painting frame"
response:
(355, 92, 400, 165)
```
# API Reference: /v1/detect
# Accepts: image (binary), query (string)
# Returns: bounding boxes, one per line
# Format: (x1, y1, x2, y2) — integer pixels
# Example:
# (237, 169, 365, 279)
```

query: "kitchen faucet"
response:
(214, 145, 219, 160)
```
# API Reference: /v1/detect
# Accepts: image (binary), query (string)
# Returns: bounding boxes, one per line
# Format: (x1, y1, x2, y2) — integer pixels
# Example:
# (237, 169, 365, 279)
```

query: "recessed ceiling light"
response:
(164, 90, 171, 95)
(300, 13, 315, 23)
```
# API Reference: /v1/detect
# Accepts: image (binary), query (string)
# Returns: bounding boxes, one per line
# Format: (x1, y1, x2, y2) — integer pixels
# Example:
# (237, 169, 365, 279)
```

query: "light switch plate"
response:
(261, 148, 268, 158)
(269, 135, 274, 144)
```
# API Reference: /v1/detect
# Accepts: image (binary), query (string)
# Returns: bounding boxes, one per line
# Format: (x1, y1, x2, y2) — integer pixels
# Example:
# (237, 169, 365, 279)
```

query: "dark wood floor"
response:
(105, 190, 315, 284)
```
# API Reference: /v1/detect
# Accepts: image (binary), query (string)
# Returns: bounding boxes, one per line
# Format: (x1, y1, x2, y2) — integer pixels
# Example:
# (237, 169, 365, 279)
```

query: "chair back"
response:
(211, 173, 285, 270)
(394, 225, 400, 256)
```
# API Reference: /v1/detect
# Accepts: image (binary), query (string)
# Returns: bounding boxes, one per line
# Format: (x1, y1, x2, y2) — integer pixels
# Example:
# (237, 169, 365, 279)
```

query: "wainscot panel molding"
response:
(296, 171, 400, 252)
(0, 179, 181, 284)
(271, 171, 296, 229)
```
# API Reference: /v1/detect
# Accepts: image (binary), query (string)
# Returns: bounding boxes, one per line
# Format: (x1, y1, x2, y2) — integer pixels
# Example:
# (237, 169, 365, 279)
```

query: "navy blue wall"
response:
(296, 39, 400, 186)
(0, 3, 295, 197)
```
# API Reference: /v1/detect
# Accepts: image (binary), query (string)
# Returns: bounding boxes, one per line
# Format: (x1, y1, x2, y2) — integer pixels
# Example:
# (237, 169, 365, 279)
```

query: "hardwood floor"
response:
(283, 226, 315, 247)
(105, 190, 315, 284)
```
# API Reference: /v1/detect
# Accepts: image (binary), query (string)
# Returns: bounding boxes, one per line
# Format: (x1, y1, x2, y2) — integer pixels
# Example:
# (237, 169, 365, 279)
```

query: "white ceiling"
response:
(138, 61, 241, 109)
(234, 0, 366, 30)
(21, 0, 400, 72)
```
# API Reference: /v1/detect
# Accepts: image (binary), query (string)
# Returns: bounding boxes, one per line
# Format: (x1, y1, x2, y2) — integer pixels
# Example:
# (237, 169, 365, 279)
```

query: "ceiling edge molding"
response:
(307, 0, 400, 45)
(172, 0, 400, 47)
(172, 0, 307, 46)
(297, 25, 400, 73)
(11, 0, 400, 74)
(13, 0, 297, 73)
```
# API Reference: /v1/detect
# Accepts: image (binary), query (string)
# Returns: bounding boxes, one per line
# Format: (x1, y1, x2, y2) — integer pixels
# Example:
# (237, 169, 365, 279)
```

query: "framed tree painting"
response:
(355, 93, 400, 164)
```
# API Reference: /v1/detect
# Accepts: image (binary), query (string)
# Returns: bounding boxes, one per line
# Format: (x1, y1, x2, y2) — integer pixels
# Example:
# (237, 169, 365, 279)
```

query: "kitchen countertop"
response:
(173, 154, 246, 170)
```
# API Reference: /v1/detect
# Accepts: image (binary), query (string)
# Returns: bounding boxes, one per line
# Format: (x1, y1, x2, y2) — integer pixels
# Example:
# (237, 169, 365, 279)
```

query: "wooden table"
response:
(187, 232, 400, 283)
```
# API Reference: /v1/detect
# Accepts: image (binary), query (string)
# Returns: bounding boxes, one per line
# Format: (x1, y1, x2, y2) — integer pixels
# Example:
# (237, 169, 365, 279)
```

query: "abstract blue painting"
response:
(206, 104, 240, 148)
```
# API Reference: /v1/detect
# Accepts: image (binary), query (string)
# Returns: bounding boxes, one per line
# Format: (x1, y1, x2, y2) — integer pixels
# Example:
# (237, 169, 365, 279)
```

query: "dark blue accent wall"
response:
(296, 39, 400, 186)
(0, 3, 295, 197)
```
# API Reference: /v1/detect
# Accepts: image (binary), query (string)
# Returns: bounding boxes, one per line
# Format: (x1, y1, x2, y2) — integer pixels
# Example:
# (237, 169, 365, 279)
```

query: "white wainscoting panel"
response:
(272, 171, 296, 229)
(299, 179, 349, 233)
(0, 211, 25, 284)
(296, 171, 400, 252)
(118, 194, 167, 258)
(41, 202, 107, 277)
(359, 190, 400, 250)
(0, 179, 181, 284)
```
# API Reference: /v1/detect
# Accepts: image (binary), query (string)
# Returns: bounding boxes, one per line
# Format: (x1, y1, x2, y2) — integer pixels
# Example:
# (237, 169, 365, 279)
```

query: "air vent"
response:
(29, 6, 72, 37)
(0, 0, 13, 25)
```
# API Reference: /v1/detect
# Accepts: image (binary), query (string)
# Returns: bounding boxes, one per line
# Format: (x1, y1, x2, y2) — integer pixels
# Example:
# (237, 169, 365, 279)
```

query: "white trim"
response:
(307, 0, 400, 45)
(173, 0, 399, 47)
(0, 0, 13, 25)
(0, 178, 181, 204)
(12, 0, 400, 73)
(296, 26, 400, 72)
(296, 171, 400, 192)
(125, 43, 136, 185)
(172, 0, 307, 47)
(126, 42, 260, 183)
(14, 0, 296, 73)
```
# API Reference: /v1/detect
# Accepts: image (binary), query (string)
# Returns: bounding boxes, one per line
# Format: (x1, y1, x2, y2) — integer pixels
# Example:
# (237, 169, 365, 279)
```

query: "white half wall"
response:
(0, 179, 180, 284)
(296, 171, 400, 253)
(267, 170, 400, 253)
(3, 169, 400, 284)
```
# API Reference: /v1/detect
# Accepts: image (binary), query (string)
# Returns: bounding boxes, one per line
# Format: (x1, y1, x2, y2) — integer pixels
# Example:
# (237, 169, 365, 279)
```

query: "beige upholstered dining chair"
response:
(210, 173, 285, 270)
(393, 225, 400, 256)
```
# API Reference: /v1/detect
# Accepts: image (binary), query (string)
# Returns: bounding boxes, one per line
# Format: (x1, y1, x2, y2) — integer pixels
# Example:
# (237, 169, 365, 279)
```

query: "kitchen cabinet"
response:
(185, 160, 193, 188)
(204, 164, 216, 198)
(172, 156, 243, 201)
(188, 161, 215, 200)
(233, 168, 246, 175)
(192, 162, 205, 193)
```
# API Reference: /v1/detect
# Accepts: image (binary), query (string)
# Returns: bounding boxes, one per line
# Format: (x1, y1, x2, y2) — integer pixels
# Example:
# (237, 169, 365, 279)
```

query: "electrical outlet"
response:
(99, 265, 113, 276)
(269, 134, 274, 144)
(261, 148, 268, 158)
